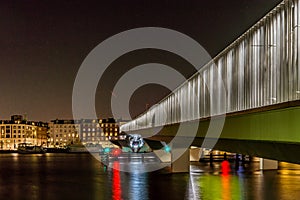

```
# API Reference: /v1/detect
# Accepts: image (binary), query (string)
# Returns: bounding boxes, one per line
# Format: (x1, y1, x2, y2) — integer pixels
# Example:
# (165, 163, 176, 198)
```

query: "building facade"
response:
(99, 118, 119, 141)
(48, 119, 81, 147)
(49, 118, 120, 147)
(0, 115, 48, 150)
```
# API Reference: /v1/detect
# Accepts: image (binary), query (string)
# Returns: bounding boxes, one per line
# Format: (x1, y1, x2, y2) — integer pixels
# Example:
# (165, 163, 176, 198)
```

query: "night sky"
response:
(0, 0, 282, 122)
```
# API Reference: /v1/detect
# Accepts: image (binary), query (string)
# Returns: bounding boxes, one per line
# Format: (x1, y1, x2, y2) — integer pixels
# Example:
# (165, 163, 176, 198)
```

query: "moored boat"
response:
(17, 143, 46, 154)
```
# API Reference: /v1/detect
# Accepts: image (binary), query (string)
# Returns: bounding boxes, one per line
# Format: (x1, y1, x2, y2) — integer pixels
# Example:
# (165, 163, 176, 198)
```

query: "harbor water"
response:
(0, 153, 300, 200)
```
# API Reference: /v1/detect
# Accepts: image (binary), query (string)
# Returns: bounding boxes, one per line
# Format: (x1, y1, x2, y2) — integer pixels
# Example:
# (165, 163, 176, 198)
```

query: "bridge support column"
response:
(153, 149, 171, 162)
(171, 148, 190, 173)
(190, 147, 202, 162)
(259, 158, 278, 170)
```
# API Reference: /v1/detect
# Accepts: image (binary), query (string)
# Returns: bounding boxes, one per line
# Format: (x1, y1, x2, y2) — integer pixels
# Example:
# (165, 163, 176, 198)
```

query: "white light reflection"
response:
(128, 172, 148, 200)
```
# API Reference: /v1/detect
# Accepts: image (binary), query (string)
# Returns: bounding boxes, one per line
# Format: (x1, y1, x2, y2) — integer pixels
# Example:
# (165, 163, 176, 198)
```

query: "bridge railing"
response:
(121, 0, 300, 132)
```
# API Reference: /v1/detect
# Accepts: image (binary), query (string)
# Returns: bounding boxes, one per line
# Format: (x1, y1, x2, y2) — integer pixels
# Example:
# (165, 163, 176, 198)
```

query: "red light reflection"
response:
(222, 173, 230, 200)
(221, 160, 230, 175)
(112, 148, 122, 157)
(221, 160, 231, 200)
(112, 161, 122, 200)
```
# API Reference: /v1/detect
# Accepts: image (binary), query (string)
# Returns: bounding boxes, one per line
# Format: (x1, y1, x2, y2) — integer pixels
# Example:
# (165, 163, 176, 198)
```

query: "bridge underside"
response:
(144, 136, 300, 164)
(127, 101, 300, 164)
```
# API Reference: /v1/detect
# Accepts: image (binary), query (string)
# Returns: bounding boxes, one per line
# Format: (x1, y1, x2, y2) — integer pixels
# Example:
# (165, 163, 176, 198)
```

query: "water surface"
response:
(0, 153, 299, 200)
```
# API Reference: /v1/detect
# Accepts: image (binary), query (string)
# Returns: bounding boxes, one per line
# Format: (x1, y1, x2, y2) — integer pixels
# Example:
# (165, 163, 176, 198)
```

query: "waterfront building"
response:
(48, 119, 81, 147)
(99, 118, 119, 141)
(81, 119, 104, 144)
(0, 115, 48, 150)
(49, 118, 120, 147)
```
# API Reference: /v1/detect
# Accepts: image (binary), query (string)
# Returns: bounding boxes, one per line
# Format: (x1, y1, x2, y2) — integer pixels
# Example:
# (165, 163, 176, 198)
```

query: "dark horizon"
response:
(0, 0, 282, 122)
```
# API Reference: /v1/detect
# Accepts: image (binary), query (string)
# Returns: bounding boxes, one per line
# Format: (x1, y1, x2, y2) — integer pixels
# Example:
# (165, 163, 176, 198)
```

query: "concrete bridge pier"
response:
(259, 158, 278, 170)
(171, 148, 190, 173)
(190, 147, 202, 162)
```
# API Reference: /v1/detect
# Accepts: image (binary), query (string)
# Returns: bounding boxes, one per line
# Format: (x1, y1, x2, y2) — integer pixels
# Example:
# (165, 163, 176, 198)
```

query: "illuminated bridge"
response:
(120, 0, 300, 170)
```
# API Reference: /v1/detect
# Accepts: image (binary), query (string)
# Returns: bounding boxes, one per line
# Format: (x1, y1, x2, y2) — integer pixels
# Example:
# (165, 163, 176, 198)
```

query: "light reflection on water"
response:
(0, 154, 300, 199)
